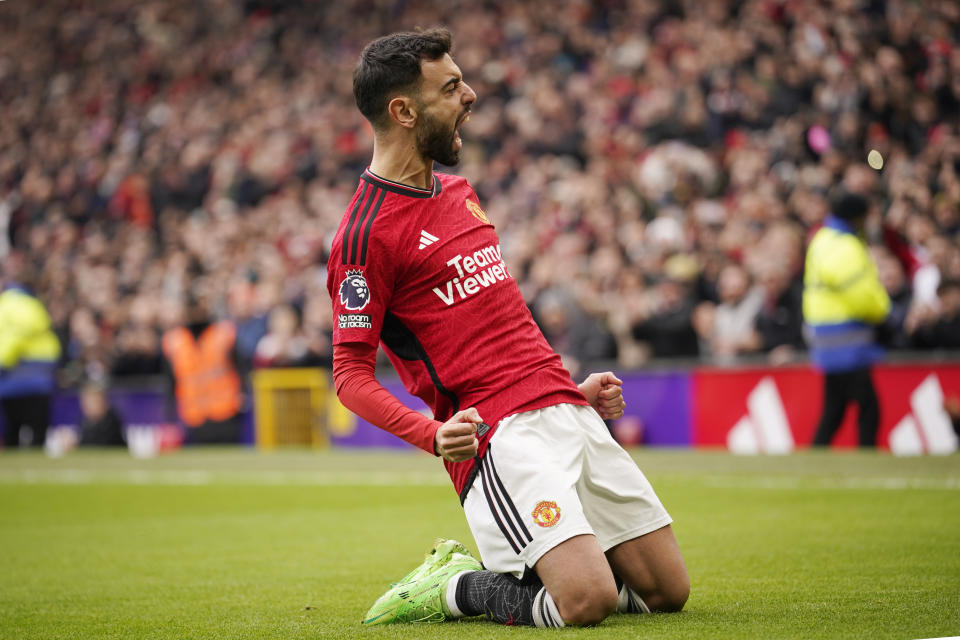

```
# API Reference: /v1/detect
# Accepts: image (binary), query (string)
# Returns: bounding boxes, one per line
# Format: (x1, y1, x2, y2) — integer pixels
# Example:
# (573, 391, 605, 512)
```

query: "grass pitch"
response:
(0, 448, 958, 639)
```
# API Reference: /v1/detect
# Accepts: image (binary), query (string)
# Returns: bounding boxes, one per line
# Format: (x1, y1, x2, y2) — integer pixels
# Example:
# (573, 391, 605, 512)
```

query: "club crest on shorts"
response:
(339, 269, 370, 311)
(531, 500, 561, 528)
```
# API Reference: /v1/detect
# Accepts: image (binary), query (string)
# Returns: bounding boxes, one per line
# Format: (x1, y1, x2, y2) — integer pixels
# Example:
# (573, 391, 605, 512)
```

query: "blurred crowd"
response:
(1, 0, 958, 385)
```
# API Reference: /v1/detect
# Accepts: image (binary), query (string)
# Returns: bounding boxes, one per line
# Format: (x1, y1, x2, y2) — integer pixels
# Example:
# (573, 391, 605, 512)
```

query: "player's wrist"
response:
(431, 420, 443, 457)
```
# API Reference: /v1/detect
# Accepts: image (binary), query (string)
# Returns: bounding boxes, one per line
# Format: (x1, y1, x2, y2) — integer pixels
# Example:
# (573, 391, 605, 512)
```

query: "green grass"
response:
(1, 448, 958, 639)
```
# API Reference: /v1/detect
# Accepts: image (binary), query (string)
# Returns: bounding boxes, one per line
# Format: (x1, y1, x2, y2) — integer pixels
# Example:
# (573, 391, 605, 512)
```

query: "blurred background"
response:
(0, 0, 958, 453)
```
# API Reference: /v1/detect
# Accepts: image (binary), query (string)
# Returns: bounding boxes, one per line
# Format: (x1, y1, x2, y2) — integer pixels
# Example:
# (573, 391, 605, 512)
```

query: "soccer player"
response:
(327, 27, 689, 628)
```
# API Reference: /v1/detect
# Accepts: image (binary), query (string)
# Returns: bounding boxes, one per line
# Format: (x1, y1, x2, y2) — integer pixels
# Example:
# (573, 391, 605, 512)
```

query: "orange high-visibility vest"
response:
(162, 322, 242, 427)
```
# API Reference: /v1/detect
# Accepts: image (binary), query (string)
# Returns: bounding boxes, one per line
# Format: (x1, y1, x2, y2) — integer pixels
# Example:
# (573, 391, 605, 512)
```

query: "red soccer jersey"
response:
(326, 169, 588, 499)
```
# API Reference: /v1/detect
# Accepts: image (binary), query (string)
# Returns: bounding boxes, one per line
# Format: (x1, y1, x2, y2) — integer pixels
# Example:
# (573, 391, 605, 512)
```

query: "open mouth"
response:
(454, 112, 470, 150)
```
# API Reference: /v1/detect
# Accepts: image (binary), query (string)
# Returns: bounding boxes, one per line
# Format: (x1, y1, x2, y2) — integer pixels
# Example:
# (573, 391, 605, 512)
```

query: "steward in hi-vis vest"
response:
(803, 192, 890, 447)
(0, 281, 61, 448)
(162, 317, 242, 443)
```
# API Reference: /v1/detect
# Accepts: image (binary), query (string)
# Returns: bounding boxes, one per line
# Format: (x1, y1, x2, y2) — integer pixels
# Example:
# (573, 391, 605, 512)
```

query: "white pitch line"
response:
(703, 475, 960, 491)
(3, 470, 958, 490)
(0, 468, 450, 486)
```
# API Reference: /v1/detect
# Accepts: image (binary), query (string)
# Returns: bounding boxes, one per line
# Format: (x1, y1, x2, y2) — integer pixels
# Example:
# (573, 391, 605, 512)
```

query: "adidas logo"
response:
(889, 374, 958, 456)
(726, 377, 794, 455)
(418, 230, 438, 250)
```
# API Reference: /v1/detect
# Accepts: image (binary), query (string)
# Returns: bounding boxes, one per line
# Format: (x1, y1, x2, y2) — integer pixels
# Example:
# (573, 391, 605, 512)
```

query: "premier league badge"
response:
(339, 270, 371, 311)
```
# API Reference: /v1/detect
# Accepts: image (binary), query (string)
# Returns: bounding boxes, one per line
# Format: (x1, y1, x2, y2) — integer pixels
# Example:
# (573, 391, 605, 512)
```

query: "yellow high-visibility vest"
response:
(802, 221, 890, 371)
(0, 288, 61, 369)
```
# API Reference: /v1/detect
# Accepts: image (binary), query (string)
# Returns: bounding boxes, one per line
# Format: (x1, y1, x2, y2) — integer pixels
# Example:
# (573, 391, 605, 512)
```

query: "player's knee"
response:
(559, 583, 618, 626)
(649, 575, 690, 613)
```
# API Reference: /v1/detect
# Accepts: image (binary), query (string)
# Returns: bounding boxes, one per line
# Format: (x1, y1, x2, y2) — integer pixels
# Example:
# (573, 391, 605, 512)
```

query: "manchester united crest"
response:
(465, 198, 490, 224)
(531, 500, 561, 528)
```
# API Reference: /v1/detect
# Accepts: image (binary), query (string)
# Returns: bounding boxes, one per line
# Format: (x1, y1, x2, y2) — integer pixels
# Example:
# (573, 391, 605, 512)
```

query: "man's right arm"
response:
(332, 342, 481, 461)
(0, 295, 23, 369)
(830, 238, 891, 325)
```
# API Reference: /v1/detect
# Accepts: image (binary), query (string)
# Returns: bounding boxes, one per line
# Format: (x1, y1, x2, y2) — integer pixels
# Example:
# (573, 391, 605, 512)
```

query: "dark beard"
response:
(416, 111, 460, 167)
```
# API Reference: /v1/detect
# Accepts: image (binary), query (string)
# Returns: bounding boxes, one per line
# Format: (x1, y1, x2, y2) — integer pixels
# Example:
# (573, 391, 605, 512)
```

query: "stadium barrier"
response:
(690, 362, 960, 454)
(318, 359, 959, 455)
(3, 357, 957, 455)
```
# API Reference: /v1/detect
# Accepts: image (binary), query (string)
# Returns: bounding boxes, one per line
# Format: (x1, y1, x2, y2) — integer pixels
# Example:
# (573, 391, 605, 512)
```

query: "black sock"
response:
(455, 570, 563, 627)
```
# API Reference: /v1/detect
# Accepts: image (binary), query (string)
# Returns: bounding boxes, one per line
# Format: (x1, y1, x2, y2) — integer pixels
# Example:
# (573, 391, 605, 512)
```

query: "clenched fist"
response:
(579, 372, 626, 420)
(434, 407, 484, 462)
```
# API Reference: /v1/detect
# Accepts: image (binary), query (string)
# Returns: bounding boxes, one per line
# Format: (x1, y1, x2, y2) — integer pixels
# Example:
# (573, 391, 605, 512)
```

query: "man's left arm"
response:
(578, 371, 625, 420)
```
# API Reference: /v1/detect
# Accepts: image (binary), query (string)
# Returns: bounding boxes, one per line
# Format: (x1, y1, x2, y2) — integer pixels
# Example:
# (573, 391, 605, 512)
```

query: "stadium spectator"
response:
(227, 275, 275, 376)
(906, 278, 960, 350)
(750, 257, 806, 364)
(110, 294, 164, 377)
(693, 262, 765, 362)
(299, 290, 335, 369)
(631, 254, 700, 359)
(533, 288, 617, 378)
(871, 245, 913, 349)
(252, 304, 311, 368)
(78, 379, 127, 447)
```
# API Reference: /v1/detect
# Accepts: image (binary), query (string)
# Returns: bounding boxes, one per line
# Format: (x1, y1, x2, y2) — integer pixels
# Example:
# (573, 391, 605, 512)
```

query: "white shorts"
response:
(462, 403, 673, 579)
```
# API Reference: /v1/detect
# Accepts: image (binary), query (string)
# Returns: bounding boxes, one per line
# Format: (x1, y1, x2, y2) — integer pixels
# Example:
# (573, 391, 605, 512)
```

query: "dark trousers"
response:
(186, 416, 241, 444)
(1, 394, 52, 448)
(813, 367, 880, 447)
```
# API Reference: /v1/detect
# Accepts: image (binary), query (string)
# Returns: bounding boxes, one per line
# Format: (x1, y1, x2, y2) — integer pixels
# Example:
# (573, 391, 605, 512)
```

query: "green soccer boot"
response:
(392, 538, 473, 586)
(362, 539, 481, 625)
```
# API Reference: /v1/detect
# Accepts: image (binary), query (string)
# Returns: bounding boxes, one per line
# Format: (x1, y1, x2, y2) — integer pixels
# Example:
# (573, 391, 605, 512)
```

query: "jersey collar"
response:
(363, 168, 442, 199)
(824, 215, 856, 234)
(2, 283, 32, 296)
